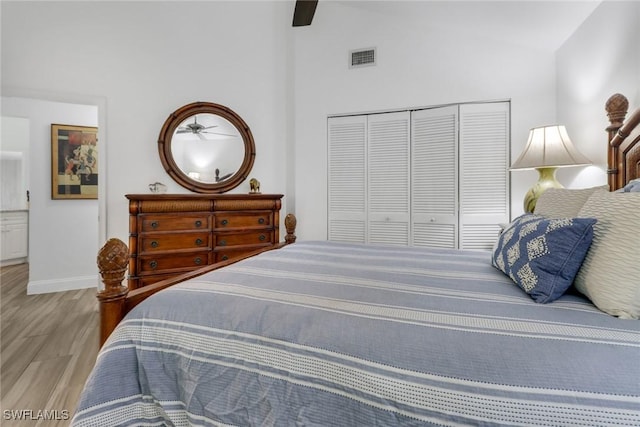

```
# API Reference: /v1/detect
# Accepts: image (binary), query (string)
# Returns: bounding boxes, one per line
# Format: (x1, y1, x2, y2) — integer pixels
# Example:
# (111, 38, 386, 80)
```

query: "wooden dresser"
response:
(126, 193, 283, 289)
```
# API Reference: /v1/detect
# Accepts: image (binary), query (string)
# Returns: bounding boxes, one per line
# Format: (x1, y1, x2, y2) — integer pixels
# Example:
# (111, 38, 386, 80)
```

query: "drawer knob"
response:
(258, 218, 265, 224)
(150, 241, 159, 248)
(195, 220, 203, 227)
(151, 221, 159, 229)
(194, 257, 202, 265)
(219, 240, 226, 246)
(149, 260, 158, 270)
(221, 219, 228, 226)
(221, 255, 229, 261)
(195, 238, 203, 245)
(259, 234, 266, 241)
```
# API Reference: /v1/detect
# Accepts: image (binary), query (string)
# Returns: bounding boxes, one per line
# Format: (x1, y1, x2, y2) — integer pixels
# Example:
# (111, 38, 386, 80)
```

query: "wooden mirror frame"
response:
(158, 102, 256, 193)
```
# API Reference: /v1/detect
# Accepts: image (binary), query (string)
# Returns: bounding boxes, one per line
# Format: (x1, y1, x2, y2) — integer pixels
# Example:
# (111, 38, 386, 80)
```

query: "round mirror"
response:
(158, 102, 256, 193)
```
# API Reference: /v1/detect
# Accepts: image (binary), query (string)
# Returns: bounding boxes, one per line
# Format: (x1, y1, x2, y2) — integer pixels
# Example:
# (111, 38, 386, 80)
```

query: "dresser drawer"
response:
(135, 273, 178, 288)
(215, 211, 272, 229)
(138, 252, 210, 274)
(214, 247, 268, 263)
(141, 214, 209, 232)
(140, 232, 210, 253)
(215, 230, 274, 248)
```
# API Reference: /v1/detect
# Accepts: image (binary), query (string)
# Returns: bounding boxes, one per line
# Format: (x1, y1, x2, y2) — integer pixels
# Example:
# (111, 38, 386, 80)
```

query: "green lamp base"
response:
(523, 167, 563, 213)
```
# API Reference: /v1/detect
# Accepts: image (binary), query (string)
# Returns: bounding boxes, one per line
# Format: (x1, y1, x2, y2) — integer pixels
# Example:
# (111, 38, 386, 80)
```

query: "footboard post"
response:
(96, 238, 130, 347)
(285, 213, 297, 243)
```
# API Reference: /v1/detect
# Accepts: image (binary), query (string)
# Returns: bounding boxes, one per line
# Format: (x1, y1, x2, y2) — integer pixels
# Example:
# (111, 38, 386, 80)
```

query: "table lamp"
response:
(511, 125, 591, 213)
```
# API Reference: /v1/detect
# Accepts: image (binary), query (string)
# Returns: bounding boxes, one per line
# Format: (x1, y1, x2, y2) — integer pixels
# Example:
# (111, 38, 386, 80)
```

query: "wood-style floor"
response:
(1, 264, 98, 426)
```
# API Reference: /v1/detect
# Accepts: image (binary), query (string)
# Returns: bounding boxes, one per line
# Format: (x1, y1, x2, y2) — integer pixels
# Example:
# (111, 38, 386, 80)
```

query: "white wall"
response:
(291, 1, 557, 239)
(556, 1, 640, 188)
(1, 97, 99, 293)
(1, 1, 292, 250)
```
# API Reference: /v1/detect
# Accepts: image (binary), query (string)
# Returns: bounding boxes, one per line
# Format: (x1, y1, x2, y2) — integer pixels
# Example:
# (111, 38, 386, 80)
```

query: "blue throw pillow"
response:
(491, 214, 596, 303)
(621, 178, 640, 192)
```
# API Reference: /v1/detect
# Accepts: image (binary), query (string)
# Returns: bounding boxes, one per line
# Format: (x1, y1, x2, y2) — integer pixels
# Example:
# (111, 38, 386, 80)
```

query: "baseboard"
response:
(1, 258, 28, 267)
(27, 275, 99, 295)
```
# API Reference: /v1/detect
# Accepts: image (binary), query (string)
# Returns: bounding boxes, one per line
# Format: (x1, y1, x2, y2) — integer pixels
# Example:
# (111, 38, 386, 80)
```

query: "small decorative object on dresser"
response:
(148, 182, 167, 194)
(249, 177, 261, 194)
(125, 193, 283, 289)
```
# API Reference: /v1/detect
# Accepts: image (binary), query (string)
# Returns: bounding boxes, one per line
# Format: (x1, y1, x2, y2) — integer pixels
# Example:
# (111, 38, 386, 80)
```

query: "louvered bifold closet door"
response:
(411, 106, 459, 248)
(459, 102, 510, 250)
(328, 115, 367, 242)
(367, 111, 411, 246)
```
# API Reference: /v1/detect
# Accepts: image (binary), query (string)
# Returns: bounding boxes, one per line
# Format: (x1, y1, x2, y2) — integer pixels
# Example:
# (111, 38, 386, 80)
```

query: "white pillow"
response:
(574, 191, 640, 318)
(534, 186, 608, 218)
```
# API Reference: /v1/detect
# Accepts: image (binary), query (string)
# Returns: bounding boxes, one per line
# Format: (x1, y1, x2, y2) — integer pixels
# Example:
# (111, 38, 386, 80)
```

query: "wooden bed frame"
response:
(606, 93, 640, 190)
(96, 93, 640, 347)
(96, 213, 297, 346)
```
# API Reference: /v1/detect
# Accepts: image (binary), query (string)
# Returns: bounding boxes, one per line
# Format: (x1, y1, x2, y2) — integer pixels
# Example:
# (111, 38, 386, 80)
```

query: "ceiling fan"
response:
(292, 0, 318, 27)
(176, 116, 237, 140)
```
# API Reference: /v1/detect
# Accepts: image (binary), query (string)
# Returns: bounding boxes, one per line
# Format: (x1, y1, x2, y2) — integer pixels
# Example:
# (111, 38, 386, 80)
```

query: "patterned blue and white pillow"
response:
(491, 214, 597, 303)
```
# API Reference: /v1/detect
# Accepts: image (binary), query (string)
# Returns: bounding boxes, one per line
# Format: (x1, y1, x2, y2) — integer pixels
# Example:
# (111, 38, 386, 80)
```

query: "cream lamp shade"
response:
(511, 125, 591, 213)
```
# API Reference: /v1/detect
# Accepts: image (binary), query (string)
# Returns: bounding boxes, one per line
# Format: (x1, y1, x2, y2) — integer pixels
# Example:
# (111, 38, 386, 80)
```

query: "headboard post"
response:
(605, 93, 629, 190)
(96, 238, 130, 346)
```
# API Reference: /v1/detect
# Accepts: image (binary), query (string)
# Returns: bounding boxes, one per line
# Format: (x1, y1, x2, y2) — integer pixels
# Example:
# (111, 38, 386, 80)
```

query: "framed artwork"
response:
(51, 124, 98, 199)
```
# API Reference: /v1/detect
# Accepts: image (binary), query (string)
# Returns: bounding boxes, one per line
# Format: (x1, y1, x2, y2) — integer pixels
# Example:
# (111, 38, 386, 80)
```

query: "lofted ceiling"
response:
(309, 1, 602, 52)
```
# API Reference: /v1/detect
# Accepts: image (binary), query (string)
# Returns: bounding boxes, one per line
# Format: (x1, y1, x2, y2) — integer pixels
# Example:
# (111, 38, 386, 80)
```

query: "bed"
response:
(72, 94, 640, 426)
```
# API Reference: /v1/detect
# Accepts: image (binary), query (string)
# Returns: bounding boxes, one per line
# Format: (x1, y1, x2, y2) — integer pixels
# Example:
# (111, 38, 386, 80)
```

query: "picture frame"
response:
(51, 124, 98, 199)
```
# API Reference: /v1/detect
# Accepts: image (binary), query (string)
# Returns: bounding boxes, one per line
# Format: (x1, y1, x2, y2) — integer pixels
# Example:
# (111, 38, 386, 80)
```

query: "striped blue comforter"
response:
(73, 241, 640, 426)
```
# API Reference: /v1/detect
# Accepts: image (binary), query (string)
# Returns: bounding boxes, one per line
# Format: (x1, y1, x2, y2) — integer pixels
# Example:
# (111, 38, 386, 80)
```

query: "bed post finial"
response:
(605, 94, 629, 191)
(606, 93, 629, 129)
(97, 238, 130, 347)
(284, 213, 297, 244)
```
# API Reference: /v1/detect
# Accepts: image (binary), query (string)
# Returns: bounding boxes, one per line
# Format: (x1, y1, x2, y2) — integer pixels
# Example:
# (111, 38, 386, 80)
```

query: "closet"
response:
(328, 101, 509, 250)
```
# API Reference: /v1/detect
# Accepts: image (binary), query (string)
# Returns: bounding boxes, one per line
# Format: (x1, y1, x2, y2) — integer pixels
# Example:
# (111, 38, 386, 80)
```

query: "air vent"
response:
(350, 48, 376, 68)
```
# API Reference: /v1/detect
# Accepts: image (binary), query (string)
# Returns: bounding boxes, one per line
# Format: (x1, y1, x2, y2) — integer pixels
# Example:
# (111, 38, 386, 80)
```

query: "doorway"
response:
(1, 93, 106, 294)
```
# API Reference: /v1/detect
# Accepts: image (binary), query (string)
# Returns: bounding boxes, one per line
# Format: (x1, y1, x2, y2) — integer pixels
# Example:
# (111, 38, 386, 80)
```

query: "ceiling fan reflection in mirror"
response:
(176, 116, 238, 140)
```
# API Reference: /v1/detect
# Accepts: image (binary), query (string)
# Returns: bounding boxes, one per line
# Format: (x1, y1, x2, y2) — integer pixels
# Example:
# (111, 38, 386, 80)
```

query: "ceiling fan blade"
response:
(197, 132, 208, 141)
(292, 0, 318, 27)
(202, 131, 239, 137)
(202, 125, 219, 130)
